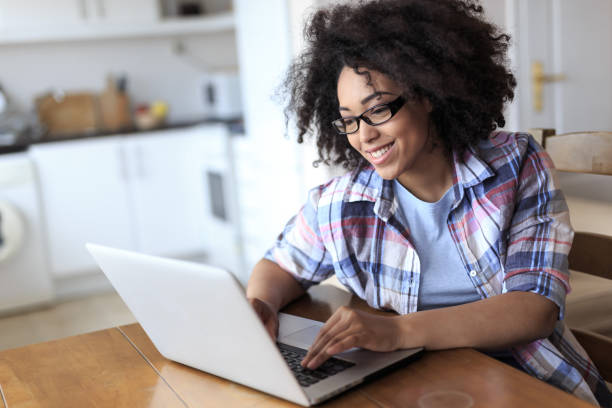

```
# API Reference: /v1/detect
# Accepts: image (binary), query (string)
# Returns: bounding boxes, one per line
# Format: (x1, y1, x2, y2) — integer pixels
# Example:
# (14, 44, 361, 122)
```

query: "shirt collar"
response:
(372, 177, 395, 222)
(452, 145, 495, 188)
(365, 146, 495, 221)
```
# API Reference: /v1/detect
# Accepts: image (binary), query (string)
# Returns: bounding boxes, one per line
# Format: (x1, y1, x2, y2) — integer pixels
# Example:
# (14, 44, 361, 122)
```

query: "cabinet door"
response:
(124, 127, 211, 258)
(0, 0, 84, 30)
(30, 137, 134, 277)
(92, 0, 159, 23)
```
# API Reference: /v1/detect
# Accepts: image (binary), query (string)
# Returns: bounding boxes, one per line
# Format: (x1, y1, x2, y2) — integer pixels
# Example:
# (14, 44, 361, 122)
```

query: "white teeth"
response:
(370, 144, 391, 159)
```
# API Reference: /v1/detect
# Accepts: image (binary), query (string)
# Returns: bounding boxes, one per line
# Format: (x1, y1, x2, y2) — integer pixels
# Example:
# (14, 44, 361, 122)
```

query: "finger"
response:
(302, 317, 350, 366)
(303, 319, 355, 369)
(250, 300, 266, 320)
(266, 326, 276, 340)
(303, 308, 353, 359)
(303, 331, 343, 368)
(306, 332, 360, 369)
(266, 318, 279, 340)
(326, 334, 360, 355)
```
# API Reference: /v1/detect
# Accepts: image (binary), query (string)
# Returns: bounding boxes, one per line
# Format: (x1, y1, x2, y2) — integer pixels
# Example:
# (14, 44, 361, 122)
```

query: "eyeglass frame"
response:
(331, 95, 407, 135)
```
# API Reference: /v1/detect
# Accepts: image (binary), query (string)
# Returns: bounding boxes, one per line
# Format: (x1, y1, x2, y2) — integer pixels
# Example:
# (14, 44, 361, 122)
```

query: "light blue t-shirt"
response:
(393, 180, 481, 311)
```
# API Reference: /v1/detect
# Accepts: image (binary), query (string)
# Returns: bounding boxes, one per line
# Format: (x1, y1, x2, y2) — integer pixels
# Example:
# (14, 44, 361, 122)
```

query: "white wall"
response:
(481, 0, 507, 27)
(0, 32, 237, 123)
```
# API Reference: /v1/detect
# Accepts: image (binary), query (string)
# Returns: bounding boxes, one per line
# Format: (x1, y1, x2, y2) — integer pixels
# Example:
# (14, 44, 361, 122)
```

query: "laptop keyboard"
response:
(277, 342, 355, 387)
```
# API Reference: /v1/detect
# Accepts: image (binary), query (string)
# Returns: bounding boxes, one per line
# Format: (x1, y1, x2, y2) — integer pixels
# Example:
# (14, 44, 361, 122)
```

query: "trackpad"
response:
(280, 325, 321, 348)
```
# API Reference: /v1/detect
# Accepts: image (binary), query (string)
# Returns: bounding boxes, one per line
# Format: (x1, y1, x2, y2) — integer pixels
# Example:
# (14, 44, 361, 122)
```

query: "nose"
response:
(358, 120, 380, 144)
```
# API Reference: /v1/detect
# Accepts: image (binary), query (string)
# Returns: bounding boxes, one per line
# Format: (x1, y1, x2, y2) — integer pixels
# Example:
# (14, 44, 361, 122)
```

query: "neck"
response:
(396, 146, 454, 203)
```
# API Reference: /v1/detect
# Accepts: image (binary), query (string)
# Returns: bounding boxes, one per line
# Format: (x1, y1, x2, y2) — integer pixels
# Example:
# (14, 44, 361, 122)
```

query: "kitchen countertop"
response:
(0, 144, 28, 154)
(0, 117, 244, 155)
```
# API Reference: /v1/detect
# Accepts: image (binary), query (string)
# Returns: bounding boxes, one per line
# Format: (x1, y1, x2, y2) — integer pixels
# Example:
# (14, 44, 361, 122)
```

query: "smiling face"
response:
(336, 66, 436, 183)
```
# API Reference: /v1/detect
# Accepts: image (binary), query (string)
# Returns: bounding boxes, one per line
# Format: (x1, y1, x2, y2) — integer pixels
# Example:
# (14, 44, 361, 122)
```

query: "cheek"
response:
(399, 118, 429, 147)
(347, 135, 361, 152)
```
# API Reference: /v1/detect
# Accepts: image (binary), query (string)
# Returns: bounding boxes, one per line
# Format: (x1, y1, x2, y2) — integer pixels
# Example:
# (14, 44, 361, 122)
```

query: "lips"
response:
(366, 141, 394, 164)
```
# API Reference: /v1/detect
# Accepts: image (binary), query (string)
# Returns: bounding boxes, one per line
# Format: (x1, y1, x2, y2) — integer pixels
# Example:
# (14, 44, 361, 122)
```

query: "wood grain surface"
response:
(0, 328, 185, 408)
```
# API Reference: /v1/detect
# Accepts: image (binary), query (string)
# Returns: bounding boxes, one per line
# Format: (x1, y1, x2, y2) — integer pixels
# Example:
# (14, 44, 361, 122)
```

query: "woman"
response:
(246, 1, 611, 406)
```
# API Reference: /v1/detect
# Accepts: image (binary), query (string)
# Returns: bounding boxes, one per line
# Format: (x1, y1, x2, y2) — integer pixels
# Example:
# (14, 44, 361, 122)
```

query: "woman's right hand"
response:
(248, 297, 279, 340)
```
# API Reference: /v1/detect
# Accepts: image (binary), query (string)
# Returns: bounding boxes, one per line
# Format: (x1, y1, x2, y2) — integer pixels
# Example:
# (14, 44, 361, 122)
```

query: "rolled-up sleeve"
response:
(503, 137, 574, 319)
(264, 185, 335, 290)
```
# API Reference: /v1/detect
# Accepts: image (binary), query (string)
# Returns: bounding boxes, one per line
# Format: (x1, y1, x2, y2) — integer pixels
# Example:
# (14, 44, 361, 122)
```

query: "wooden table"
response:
(0, 285, 594, 408)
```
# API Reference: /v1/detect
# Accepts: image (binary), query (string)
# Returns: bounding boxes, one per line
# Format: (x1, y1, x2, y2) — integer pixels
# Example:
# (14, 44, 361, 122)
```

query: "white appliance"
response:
(199, 126, 246, 284)
(0, 152, 53, 313)
(200, 72, 242, 120)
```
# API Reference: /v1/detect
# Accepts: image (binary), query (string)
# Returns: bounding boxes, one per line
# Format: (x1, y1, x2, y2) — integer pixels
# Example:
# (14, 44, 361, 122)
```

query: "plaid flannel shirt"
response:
(265, 131, 611, 406)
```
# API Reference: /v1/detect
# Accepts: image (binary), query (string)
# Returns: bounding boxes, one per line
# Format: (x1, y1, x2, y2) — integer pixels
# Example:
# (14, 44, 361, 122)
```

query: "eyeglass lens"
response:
(333, 105, 392, 134)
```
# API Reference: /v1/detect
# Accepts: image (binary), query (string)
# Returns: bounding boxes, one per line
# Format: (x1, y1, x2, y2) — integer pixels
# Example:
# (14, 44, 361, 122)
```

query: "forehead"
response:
(336, 67, 399, 106)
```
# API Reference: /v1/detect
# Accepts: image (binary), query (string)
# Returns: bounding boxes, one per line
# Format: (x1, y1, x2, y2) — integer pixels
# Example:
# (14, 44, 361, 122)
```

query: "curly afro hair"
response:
(282, 0, 516, 169)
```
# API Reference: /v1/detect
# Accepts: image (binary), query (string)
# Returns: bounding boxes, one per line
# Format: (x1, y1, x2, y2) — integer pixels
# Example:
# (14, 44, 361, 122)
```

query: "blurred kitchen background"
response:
(0, 0, 611, 350)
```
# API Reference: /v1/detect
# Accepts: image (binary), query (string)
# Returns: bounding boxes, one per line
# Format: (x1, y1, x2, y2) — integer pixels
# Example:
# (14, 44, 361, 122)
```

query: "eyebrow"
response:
(339, 91, 395, 111)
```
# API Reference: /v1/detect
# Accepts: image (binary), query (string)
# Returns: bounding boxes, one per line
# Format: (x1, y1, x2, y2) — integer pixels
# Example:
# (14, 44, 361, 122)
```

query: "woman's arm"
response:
(302, 291, 558, 369)
(247, 258, 306, 311)
(246, 258, 306, 338)
(400, 291, 558, 350)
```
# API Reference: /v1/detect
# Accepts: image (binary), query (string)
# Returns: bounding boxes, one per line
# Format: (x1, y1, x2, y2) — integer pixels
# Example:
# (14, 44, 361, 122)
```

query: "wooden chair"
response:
(530, 129, 612, 176)
(566, 231, 612, 382)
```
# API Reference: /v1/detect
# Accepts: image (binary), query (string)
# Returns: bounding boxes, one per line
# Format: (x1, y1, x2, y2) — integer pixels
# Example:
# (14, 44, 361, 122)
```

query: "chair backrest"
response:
(568, 231, 612, 382)
(569, 232, 612, 280)
(545, 131, 612, 175)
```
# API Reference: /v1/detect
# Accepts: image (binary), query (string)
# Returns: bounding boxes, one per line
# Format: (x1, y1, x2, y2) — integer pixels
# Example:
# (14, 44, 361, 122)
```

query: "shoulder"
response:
(474, 130, 553, 174)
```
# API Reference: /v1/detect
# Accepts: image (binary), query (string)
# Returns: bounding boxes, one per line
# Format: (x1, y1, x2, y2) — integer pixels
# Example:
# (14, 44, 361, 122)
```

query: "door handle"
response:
(531, 61, 566, 112)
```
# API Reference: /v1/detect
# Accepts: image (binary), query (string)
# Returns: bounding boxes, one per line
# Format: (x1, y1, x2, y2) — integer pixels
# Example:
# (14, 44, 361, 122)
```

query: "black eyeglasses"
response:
(331, 96, 406, 135)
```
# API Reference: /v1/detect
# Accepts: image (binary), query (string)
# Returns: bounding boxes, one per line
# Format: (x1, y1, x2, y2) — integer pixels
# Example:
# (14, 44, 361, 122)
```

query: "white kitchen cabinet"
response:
(29, 137, 135, 277)
(85, 0, 159, 24)
(123, 127, 209, 258)
(0, 0, 158, 28)
(30, 125, 227, 278)
(0, 0, 84, 30)
(0, 0, 232, 44)
(0, 0, 161, 42)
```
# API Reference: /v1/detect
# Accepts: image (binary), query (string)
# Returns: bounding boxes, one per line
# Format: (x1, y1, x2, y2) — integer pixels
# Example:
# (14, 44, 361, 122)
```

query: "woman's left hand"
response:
(301, 306, 406, 370)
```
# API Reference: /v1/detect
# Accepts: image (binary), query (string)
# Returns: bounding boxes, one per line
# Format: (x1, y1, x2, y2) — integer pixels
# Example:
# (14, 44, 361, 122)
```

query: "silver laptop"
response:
(86, 243, 423, 406)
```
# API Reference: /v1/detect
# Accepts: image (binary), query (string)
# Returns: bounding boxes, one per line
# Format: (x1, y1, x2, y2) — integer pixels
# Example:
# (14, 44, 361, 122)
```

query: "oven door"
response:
(200, 135, 245, 284)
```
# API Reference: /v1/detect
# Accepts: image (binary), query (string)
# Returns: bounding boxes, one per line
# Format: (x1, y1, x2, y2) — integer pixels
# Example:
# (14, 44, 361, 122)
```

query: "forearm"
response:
(399, 291, 560, 351)
(246, 258, 306, 311)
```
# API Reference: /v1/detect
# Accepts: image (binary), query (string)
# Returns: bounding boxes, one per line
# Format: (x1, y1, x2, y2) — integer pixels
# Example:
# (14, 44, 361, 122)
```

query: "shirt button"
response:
(469, 270, 477, 277)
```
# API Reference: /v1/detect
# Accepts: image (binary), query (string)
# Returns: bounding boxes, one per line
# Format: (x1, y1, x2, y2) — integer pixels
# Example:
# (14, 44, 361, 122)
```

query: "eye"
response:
(370, 107, 388, 115)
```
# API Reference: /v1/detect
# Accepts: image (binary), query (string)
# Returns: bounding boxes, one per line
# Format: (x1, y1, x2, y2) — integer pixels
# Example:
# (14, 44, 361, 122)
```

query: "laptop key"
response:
(277, 342, 355, 388)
